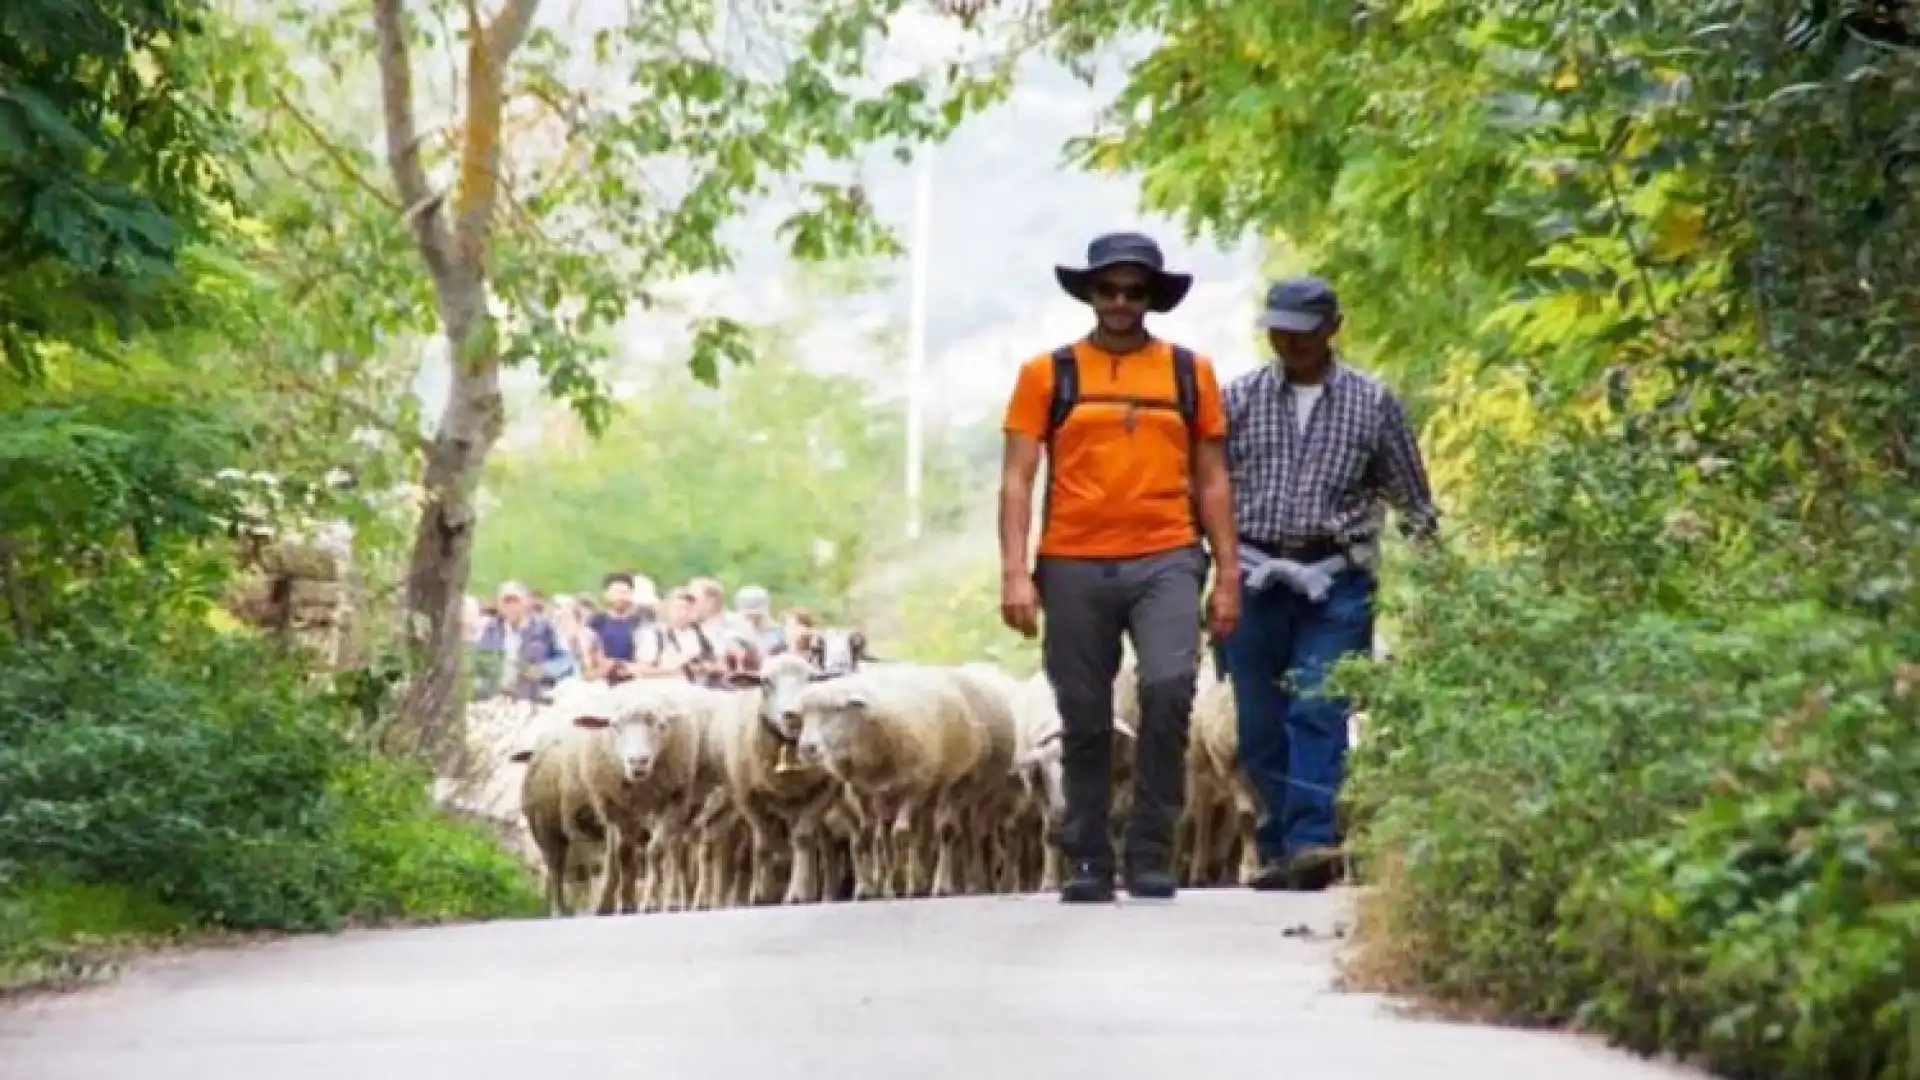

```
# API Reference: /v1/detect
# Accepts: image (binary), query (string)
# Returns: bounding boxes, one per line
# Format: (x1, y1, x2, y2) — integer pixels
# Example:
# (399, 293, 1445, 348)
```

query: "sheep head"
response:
(574, 702, 687, 783)
(810, 626, 873, 676)
(756, 652, 817, 740)
(793, 683, 871, 766)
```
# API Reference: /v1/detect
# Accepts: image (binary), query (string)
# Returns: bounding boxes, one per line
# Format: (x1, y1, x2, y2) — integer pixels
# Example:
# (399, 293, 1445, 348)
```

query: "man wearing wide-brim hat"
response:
(997, 230, 1242, 905)
(1219, 274, 1440, 892)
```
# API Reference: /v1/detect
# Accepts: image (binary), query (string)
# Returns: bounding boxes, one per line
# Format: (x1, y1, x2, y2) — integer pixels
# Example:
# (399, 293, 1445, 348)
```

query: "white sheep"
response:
(791, 663, 986, 899)
(1179, 661, 1260, 887)
(949, 663, 1024, 892)
(696, 652, 848, 907)
(514, 685, 630, 916)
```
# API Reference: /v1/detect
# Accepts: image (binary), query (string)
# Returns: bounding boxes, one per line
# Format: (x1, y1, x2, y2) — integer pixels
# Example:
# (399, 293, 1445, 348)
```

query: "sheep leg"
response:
(930, 796, 963, 898)
(653, 802, 696, 912)
(851, 803, 885, 901)
(641, 832, 668, 913)
(866, 818, 893, 900)
(1233, 782, 1262, 886)
(783, 812, 823, 906)
(888, 801, 921, 897)
(595, 824, 629, 916)
(1186, 788, 1214, 887)
(669, 836, 694, 911)
(820, 797, 855, 903)
(533, 828, 572, 917)
(1009, 814, 1033, 892)
(687, 790, 731, 909)
(733, 798, 784, 906)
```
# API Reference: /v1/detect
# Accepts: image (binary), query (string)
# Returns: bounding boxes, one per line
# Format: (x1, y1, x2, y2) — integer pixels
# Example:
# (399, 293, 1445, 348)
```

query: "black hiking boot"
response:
(1124, 867, 1178, 900)
(1248, 858, 1292, 892)
(1059, 861, 1116, 904)
(1248, 846, 1345, 892)
(1285, 846, 1344, 892)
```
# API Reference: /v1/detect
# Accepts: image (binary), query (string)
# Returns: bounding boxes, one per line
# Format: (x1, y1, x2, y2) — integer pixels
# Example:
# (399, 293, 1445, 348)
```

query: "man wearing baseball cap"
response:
(473, 579, 574, 701)
(733, 585, 784, 657)
(1221, 274, 1440, 892)
(998, 231, 1241, 904)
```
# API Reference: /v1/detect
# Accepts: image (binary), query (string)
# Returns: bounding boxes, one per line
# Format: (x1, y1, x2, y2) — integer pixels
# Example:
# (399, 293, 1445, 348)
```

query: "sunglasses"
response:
(1091, 280, 1151, 303)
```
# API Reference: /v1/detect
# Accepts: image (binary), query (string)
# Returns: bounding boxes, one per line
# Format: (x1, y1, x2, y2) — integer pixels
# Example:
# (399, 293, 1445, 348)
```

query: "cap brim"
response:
(1257, 309, 1328, 333)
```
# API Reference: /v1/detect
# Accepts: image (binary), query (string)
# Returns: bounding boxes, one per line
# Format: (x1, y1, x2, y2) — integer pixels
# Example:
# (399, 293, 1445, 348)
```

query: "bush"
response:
(0, 615, 540, 979)
(1337, 548, 1919, 1079)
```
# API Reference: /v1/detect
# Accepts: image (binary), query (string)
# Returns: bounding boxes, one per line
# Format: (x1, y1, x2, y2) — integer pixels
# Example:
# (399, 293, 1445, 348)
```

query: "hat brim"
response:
(1055, 263, 1194, 314)
(1257, 309, 1330, 333)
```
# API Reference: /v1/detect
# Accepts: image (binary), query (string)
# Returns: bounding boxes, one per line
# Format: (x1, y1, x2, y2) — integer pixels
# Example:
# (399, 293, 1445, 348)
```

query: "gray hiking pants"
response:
(1036, 543, 1207, 873)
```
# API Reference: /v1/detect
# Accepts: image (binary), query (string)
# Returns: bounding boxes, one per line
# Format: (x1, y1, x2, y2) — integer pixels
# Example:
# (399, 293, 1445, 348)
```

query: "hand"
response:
(1206, 584, 1240, 642)
(1000, 572, 1040, 639)
(519, 662, 546, 682)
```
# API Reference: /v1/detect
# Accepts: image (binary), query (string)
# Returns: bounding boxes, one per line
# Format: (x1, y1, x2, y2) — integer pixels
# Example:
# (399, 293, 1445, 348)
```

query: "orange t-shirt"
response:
(1002, 339, 1227, 560)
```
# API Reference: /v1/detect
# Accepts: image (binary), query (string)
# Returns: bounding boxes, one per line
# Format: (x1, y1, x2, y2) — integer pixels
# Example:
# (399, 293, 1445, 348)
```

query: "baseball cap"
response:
(1257, 275, 1341, 333)
(735, 585, 771, 614)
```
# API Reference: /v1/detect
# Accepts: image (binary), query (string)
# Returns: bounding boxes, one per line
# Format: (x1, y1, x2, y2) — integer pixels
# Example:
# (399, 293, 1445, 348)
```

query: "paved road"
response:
(1, 889, 1700, 1080)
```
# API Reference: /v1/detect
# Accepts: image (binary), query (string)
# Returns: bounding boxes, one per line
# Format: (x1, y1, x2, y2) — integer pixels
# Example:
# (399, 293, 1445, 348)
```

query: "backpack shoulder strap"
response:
(1043, 345, 1079, 441)
(1171, 345, 1199, 434)
(1171, 344, 1209, 557)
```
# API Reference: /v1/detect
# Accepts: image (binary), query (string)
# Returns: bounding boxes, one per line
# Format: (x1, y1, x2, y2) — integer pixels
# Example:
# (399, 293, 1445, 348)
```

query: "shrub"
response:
(0, 614, 540, 970)
(1336, 548, 1919, 1079)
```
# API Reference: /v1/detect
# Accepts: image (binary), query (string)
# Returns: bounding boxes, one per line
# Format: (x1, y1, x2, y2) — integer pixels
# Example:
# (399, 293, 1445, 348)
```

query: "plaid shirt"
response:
(1223, 359, 1439, 554)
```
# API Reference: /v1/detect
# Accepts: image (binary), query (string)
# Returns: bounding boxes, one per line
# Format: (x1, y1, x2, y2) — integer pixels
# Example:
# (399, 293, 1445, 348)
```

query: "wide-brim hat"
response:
(1054, 231, 1193, 314)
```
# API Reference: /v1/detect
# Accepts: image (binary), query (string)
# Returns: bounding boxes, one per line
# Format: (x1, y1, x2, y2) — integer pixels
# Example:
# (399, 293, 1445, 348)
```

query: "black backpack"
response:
(1038, 343, 1205, 543)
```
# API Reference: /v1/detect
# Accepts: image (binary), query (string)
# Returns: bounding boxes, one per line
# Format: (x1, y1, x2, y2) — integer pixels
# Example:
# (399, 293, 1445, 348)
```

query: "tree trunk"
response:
(397, 300, 505, 758)
(373, 0, 538, 761)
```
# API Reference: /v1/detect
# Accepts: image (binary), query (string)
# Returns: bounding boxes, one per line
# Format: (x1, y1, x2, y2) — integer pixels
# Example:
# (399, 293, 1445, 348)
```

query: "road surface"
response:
(0, 888, 1701, 1080)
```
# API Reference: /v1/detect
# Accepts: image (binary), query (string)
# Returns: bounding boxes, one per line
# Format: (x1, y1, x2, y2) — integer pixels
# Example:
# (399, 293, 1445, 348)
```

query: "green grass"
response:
(0, 879, 197, 995)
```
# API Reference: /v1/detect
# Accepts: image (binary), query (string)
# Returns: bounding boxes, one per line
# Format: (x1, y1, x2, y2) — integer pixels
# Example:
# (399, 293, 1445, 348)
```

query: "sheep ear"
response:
(573, 714, 611, 728)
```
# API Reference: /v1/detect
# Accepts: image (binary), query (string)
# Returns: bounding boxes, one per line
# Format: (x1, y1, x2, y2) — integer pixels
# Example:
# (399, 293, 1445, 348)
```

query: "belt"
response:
(1239, 537, 1347, 563)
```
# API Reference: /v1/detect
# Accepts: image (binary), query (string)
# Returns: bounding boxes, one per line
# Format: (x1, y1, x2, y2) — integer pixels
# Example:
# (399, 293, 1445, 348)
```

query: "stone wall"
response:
(223, 537, 356, 667)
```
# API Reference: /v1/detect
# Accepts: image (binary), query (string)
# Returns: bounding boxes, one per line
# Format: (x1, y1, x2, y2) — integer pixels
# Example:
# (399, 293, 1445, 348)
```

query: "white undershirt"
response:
(1289, 381, 1324, 435)
(498, 622, 523, 690)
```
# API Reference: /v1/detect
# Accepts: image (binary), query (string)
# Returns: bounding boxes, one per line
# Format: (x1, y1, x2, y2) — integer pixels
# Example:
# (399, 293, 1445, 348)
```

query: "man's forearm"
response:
(998, 478, 1034, 580)
(1198, 478, 1239, 581)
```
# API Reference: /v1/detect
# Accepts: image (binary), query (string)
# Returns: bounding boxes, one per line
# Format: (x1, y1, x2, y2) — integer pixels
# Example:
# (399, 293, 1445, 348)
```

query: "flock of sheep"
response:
(467, 633, 1270, 915)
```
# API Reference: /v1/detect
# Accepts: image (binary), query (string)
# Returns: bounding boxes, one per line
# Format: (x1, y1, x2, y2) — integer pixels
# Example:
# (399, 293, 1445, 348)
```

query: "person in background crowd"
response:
(1220, 275, 1439, 893)
(549, 595, 599, 677)
(689, 575, 758, 672)
(473, 580, 574, 700)
(459, 594, 488, 644)
(589, 570, 656, 682)
(735, 585, 784, 656)
(781, 608, 818, 660)
(635, 585, 716, 678)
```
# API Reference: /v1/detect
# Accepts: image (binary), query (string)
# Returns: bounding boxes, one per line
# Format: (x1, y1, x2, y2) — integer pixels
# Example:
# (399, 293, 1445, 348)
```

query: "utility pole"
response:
(903, 145, 934, 541)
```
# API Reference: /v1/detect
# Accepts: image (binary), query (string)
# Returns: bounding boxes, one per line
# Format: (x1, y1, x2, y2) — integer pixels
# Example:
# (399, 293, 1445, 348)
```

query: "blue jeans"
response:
(1221, 568, 1375, 860)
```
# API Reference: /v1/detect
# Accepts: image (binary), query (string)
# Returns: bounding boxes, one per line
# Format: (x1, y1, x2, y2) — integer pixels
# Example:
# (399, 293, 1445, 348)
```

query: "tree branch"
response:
(451, 0, 541, 269)
(484, 0, 542, 64)
(373, 0, 458, 284)
(271, 88, 399, 212)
